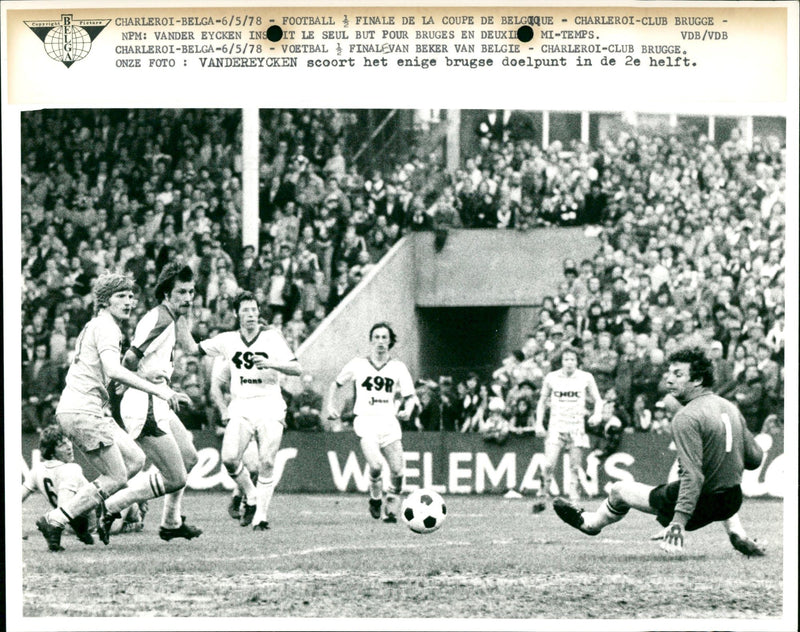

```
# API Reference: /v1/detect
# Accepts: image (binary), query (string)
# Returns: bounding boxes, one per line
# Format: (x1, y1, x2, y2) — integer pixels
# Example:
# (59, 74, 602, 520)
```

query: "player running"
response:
(97, 263, 202, 543)
(24, 426, 146, 538)
(35, 273, 189, 552)
(533, 347, 603, 509)
(327, 322, 416, 523)
(553, 347, 766, 556)
(208, 355, 259, 520)
(180, 290, 301, 530)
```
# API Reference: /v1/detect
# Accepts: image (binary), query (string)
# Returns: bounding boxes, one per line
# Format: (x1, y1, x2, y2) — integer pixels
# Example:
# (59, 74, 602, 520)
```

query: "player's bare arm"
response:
(174, 315, 201, 355)
(209, 358, 231, 423)
(251, 354, 302, 376)
(326, 380, 344, 419)
(396, 394, 415, 421)
(588, 375, 604, 425)
(534, 379, 552, 436)
(103, 348, 190, 411)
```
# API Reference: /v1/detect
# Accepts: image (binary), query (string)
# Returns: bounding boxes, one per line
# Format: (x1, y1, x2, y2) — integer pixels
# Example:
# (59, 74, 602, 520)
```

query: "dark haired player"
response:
(327, 322, 416, 522)
(554, 347, 766, 556)
(99, 263, 202, 543)
(36, 273, 189, 552)
(533, 347, 603, 509)
(179, 290, 301, 530)
(24, 426, 146, 538)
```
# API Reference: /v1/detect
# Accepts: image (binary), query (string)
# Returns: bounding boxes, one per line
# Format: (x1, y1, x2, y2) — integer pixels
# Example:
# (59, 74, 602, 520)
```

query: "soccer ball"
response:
(401, 488, 447, 534)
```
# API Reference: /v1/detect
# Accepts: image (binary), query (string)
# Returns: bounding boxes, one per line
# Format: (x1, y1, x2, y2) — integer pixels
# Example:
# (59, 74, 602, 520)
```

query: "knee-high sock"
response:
(369, 471, 383, 500)
(582, 497, 629, 532)
(105, 470, 167, 515)
(385, 474, 403, 516)
(161, 487, 185, 529)
(252, 476, 275, 525)
(232, 463, 257, 505)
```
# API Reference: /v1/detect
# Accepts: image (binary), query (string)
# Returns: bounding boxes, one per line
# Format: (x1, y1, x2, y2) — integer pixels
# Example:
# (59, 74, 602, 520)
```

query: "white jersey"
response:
(336, 356, 414, 418)
(129, 304, 178, 380)
(199, 327, 296, 407)
(544, 368, 596, 434)
(23, 459, 87, 508)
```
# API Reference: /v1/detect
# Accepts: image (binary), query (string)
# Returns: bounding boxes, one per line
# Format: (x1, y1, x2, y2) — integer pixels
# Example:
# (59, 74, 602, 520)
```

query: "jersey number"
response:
(360, 376, 394, 392)
(42, 477, 59, 508)
(232, 351, 268, 369)
(720, 413, 733, 453)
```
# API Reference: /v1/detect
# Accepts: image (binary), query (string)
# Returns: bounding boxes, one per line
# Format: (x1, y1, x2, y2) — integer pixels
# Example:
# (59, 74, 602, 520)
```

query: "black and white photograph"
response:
(3, 2, 797, 631)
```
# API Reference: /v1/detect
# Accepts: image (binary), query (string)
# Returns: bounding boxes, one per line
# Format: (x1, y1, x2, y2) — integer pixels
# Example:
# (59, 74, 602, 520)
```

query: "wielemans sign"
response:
(21, 430, 785, 498)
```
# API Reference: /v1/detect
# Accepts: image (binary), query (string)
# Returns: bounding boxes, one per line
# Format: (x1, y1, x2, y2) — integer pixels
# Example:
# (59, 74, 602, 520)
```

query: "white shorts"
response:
(120, 388, 179, 439)
(353, 415, 402, 449)
(545, 429, 590, 450)
(228, 398, 286, 436)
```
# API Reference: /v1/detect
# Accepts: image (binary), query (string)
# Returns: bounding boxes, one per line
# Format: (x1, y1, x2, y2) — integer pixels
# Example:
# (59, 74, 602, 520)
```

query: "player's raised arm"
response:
(175, 314, 201, 355)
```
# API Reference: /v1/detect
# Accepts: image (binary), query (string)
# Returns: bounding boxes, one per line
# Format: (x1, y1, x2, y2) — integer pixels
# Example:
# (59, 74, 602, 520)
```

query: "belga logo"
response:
(25, 14, 110, 68)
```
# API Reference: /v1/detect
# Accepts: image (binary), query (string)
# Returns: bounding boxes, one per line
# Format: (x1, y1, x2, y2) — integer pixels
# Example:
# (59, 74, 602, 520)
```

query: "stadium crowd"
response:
(409, 123, 786, 444)
(20, 109, 785, 442)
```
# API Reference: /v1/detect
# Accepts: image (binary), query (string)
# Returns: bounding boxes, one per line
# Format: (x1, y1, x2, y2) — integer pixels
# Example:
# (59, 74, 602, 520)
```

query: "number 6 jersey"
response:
(335, 357, 415, 418)
(199, 327, 296, 407)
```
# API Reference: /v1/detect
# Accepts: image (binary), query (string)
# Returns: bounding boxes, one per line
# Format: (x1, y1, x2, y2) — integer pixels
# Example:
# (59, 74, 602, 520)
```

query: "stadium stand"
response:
(20, 109, 785, 438)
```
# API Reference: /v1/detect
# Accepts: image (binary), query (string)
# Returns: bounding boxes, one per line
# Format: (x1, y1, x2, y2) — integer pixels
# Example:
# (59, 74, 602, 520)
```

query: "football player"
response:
(98, 263, 202, 543)
(534, 347, 603, 508)
(327, 322, 416, 522)
(554, 347, 766, 556)
(181, 290, 301, 530)
(35, 273, 189, 552)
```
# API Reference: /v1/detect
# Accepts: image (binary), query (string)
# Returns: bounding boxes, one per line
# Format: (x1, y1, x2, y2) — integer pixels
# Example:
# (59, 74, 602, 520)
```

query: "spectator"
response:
(479, 390, 510, 445)
(732, 364, 766, 433)
(587, 401, 623, 458)
(289, 373, 324, 432)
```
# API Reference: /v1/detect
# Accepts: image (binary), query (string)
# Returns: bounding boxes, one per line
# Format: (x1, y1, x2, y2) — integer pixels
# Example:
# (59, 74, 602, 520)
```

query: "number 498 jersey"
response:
(336, 357, 415, 418)
(199, 327, 296, 403)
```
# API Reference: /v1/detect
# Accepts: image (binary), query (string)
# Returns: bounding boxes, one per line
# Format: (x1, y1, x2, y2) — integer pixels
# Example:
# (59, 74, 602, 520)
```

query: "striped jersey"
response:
(128, 304, 179, 380)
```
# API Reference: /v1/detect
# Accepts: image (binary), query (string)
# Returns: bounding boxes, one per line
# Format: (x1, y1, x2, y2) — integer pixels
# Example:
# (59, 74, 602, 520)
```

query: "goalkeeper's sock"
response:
(583, 498, 629, 531)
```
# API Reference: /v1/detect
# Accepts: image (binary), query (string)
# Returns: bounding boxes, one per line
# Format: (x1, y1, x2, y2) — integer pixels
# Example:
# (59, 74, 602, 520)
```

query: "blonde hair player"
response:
(96, 263, 202, 544)
(327, 322, 416, 522)
(35, 273, 190, 552)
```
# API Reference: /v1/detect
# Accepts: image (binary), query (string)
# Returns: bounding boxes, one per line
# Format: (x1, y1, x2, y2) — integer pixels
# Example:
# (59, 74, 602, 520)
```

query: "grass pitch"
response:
(20, 492, 783, 622)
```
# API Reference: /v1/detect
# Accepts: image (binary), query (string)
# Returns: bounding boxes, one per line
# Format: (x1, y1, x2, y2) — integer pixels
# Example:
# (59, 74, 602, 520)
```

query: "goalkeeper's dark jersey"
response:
(671, 390, 758, 521)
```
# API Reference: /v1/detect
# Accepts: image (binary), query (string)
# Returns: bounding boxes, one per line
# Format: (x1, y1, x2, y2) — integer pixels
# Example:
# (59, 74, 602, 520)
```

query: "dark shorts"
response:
(140, 395, 167, 439)
(649, 480, 743, 531)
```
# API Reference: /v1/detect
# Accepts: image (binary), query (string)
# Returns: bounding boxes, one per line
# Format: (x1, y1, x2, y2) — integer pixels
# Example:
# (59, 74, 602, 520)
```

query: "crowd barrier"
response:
(21, 430, 785, 498)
